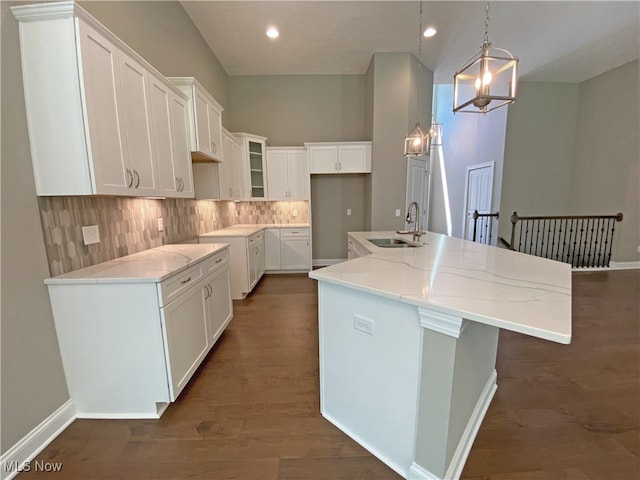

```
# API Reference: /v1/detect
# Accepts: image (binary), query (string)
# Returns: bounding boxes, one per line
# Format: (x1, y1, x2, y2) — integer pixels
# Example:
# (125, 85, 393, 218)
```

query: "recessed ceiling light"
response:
(266, 26, 279, 39)
(423, 27, 437, 38)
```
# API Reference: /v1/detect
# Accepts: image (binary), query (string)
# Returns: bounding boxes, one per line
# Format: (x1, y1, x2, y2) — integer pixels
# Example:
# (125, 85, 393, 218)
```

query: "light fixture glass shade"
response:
(429, 122, 443, 147)
(404, 123, 430, 156)
(453, 42, 518, 114)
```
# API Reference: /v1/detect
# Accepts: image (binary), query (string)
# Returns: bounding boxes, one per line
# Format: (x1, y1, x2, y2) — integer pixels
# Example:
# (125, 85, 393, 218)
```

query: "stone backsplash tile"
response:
(39, 197, 309, 276)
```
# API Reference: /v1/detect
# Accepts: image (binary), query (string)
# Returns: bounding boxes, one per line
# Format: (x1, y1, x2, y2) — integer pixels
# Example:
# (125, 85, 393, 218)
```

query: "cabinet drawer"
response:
(203, 248, 229, 275)
(158, 262, 204, 307)
(281, 228, 309, 238)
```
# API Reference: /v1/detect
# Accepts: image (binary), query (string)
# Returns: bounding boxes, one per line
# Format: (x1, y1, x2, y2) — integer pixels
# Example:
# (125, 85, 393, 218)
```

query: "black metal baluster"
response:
(595, 217, 604, 267)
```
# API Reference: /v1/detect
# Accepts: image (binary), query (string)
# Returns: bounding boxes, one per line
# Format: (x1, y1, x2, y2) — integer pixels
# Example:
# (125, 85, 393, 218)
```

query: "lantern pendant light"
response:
(453, 2, 518, 114)
(404, 1, 430, 156)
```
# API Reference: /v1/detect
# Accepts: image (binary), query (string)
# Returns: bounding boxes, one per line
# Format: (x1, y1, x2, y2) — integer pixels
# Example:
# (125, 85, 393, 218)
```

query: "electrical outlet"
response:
(81, 225, 100, 245)
(395, 209, 401, 217)
(347, 209, 352, 216)
(354, 315, 375, 336)
(292, 209, 298, 217)
(158, 217, 164, 232)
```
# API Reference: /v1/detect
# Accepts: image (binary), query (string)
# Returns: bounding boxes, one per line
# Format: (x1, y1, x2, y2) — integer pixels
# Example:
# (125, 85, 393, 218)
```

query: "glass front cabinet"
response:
(234, 133, 267, 200)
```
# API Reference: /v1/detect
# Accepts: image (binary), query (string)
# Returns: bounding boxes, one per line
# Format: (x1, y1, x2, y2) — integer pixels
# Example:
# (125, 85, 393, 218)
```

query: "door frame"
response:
(461, 161, 495, 241)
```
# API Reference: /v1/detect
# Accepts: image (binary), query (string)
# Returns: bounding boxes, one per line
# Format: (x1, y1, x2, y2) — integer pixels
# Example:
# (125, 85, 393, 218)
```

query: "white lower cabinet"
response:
(46, 247, 232, 418)
(201, 232, 265, 300)
(265, 228, 282, 270)
(265, 227, 311, 272)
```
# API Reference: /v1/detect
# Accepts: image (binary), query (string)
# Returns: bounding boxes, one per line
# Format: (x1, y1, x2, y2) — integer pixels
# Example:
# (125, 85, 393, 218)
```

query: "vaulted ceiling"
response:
(181, 1, 640, 83)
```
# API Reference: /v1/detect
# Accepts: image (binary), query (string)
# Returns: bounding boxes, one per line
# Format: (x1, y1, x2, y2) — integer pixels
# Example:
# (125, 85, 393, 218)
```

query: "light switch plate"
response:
(158, 217, 164, 232)
(347, 209, 352, 216)
(292, 210, 298, 217)
(82, 225, 100, 245)
(395, 209, 401, 217)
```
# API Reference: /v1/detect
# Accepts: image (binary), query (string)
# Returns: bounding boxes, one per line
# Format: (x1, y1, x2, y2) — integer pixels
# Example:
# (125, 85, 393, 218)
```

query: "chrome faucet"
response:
(405, 201, 423, 241)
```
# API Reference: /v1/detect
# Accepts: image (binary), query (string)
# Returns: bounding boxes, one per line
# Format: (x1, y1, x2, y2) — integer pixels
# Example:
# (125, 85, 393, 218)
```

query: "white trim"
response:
(0, 400, 75, 480)
(321, 411, 408, 478)
(408, 462, 440, 480)
(10, 1, 75, 22)
(418, 309, 468, 338)
(312, 258, 346, 267)
(409, 369, 497, 480)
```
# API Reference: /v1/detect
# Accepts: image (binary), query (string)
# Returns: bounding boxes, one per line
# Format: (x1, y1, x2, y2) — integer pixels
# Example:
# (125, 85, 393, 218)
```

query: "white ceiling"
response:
(180, 1, 640, 83)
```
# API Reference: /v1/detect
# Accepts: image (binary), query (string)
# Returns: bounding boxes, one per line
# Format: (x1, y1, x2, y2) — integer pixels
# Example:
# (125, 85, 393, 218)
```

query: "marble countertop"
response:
(45, 244, 229, 285)
(310, 231, 572, 344)
(199, 223, 310, 238)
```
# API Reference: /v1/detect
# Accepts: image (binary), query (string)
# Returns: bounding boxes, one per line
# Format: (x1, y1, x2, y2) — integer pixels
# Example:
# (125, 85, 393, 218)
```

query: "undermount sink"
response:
(367, 238, 421, 248)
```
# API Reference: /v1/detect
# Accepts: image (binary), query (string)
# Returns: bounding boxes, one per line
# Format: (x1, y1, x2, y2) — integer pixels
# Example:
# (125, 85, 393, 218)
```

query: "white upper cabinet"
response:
(266, 148, 309, 200)
(234, 133, 268, 200)
(306, 141, 372, 174)
(219, 129, 243, 200)
(11, 2, 193, 198)
(168, 77, 224, 163)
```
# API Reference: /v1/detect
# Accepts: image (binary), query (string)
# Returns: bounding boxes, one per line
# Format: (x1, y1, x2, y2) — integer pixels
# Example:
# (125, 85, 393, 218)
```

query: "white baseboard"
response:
(573, 261, 640, 271)
(313, 258, 346, 267)
(0, 400, 75, 480)
(409, 369, 498, 480)
(321, 411, 408, 479)
(609, 261, 640, 270)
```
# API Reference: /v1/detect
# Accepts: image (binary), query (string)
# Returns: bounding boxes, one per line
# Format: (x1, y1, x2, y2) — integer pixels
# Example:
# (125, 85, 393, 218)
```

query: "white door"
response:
(169, 94, 194, 197)
(149, 76, 177, 196)
(339, 145, 367, 173)
(405, 157, 430, 231)
(205, 268, 233, 347)
(462, 162, 495, 241)
(219, 133, 236, 199)
(194, 90, 211, 156)
(281, 238, 310, 269)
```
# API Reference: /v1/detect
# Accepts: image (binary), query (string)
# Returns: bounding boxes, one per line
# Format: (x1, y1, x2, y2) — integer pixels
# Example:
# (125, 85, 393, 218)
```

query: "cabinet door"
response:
(208, 104, 223, 161)
(78, 21, 129, 194)
(160, 281, 209, 400)
(339, 145, 370, 173)
(281, 238, 310, 270)
(119, 52, 157, 195)
(169, 93, 194, 197)
(309, 146, 338, 174)
(256, 236, 266, 279)
(248, 140, 266, 199)
(266, 150, 289, 200)
(248, 236, 258, 288)
(219, 133, 236, 199)
(231, 140, 245, 200)
(265, 229, 281, 270)
(287, 150, 309, 200)
(205, 267, 233, 347)
(149, 76, 177, 196)
(194, 89, 212, 157)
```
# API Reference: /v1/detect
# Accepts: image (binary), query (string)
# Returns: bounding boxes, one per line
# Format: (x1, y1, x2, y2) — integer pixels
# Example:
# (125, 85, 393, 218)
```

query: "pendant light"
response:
(453, 2, 518, 114)
(404, 1, 430, 157)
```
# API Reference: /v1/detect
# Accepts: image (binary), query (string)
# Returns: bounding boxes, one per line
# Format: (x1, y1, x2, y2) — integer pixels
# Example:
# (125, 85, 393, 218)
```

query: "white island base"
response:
(317, 282, 498, 480)
(311, 231, 571, 480)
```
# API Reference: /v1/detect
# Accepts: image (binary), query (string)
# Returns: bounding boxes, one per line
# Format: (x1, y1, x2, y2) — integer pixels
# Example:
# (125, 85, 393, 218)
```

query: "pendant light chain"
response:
(483, 2, 490, 46)
(415, 0, 423, 126)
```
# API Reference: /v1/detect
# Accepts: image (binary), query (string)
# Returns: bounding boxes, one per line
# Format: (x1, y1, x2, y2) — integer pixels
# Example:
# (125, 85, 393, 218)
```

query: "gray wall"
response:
(1, 1, 70, 453)
(226, 75, 367, 144)
(227, 74, 370, 260)
(370, 53, 434, 231)
(1, 0, 229, 454)
(571, 61, 639, 262)
(500, 65, 638, 262)
(499, 83, 580, 239)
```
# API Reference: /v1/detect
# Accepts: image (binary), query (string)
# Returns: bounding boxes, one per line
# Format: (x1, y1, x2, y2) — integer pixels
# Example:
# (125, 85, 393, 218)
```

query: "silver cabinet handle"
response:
(126, 169, 133, 188)
(211, 142, 217, 154)
(207, 284, 212, 297)
(180, 276, 191, 285)
(133, 170, 140, 188)
(179, 178, 184, 192)
(175, 177, 180, 192)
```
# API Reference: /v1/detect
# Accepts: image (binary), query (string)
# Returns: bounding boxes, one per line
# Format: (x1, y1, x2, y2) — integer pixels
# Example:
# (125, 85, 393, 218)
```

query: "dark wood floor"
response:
(18, 270, 639, 479)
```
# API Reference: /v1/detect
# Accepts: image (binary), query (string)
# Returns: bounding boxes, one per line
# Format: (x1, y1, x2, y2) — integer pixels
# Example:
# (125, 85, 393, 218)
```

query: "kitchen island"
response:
(309, 231, 571, 480)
